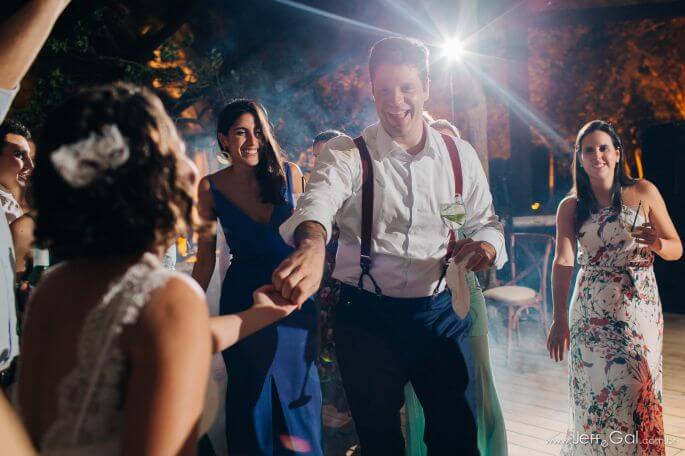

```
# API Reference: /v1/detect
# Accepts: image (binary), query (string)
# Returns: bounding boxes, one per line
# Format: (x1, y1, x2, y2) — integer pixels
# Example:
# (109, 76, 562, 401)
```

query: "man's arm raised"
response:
(0, 0, 71, 90)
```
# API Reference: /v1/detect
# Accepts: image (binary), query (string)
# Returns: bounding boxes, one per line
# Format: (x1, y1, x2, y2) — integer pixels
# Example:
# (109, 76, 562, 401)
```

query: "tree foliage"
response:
(529, 16, 685, 171)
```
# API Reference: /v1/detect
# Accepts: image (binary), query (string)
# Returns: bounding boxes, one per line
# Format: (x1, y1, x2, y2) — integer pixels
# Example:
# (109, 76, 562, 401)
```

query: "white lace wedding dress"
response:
(38, 253, 175, 455)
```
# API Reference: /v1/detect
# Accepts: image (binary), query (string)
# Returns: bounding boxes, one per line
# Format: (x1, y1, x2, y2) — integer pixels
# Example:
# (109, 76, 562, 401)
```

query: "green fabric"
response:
(404, 247, 507, 456)
(466, 270, 488, 337)
(404, 335, 508, 456)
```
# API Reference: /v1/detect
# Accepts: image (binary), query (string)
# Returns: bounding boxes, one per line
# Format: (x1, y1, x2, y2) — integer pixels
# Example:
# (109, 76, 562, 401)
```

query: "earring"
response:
(217, 145, 232, 166)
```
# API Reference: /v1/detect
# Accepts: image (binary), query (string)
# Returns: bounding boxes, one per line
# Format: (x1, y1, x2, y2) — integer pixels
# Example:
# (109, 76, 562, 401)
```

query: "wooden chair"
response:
(483, 232, 554, 365)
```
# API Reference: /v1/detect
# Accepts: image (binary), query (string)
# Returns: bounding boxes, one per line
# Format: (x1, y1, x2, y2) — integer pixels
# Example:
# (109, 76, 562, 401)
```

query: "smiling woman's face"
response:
(579, 130, 620, 181)
(219, 113, 264, 168)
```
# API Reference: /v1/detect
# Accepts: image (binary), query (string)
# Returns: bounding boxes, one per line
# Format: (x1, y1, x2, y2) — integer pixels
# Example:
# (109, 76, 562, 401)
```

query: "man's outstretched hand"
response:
(272, 222, 327, 308)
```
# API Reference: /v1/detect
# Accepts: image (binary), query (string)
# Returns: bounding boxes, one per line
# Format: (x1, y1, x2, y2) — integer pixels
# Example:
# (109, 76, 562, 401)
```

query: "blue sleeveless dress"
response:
(210, 165, 322, 455)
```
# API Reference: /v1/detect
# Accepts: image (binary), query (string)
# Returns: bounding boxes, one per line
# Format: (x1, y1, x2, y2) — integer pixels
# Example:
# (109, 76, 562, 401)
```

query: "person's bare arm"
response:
(288, 162, 305, 194)
(0, 0, 71, 89)
(120, 275, 211, 456)
(632, 179, 682, 261)
(0, 392, 35, 456)
(10, 214, 34, 275)
(547, 196, 576, 362)
(209, 285, 298, 353)
(191, 176, 217, 291)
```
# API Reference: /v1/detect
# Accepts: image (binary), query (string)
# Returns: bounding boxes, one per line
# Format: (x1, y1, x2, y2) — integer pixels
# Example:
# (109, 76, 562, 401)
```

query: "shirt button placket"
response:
(404, 160, 416, 289)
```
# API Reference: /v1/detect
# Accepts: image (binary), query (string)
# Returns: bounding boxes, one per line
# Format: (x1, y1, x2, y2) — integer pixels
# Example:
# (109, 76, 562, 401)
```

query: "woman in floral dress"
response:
(547, 120, 682, 455)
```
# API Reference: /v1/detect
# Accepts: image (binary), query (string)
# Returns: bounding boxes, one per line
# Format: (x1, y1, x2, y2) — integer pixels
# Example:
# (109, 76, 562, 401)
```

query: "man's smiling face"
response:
(371, 63, 429, 139)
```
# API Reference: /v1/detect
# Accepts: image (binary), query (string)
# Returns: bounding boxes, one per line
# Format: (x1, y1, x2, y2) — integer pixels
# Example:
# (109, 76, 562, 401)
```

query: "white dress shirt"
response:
(0, 210, 17, 371)
(0, 85, 19, 125)
(280, 122, 507, 298)
(1, 85, 20, 370)
(0, 185, 22, 224)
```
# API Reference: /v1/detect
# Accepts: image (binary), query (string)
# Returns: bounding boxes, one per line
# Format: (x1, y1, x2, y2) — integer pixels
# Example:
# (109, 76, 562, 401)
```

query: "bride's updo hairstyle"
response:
(32, 83, 197, 260)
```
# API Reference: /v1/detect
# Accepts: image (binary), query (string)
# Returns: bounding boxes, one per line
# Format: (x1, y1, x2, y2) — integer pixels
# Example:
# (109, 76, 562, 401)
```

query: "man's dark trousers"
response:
(334, 284, 478, 455)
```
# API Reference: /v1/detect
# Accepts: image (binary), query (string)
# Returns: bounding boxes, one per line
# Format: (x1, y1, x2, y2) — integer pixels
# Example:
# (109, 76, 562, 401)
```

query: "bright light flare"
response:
(443, 39, 464, 62)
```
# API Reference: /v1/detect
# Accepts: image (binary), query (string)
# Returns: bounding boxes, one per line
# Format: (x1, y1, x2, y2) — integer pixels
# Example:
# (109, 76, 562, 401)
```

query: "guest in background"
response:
(310, 129, 354, 432)
(0, 119, 33, 224)
(0, 0, 71, 394)
(312, 129, 344, 158)
(548, 120, 682, 455)
(0, 120, 35, 329)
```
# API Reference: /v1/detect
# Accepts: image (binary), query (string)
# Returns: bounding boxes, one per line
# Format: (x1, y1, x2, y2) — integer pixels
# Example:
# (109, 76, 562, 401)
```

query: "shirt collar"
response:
(374, 121, 439, 161)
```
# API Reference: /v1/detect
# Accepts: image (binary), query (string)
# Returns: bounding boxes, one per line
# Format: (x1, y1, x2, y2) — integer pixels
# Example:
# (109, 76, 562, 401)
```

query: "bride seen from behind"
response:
(17, 83, 298, 455)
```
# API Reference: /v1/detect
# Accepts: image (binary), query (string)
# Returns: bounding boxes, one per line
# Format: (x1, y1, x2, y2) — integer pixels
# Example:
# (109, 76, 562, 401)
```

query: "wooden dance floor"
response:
(491, 313, 685, 456)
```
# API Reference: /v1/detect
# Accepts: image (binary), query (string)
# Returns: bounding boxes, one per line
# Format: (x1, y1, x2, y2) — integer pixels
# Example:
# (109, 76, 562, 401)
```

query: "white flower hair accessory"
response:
(50, 124, 130, 188)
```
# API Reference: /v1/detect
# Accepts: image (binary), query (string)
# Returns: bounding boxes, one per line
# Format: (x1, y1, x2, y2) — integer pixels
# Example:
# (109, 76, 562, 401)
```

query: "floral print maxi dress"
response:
(563, 206, 664, 455)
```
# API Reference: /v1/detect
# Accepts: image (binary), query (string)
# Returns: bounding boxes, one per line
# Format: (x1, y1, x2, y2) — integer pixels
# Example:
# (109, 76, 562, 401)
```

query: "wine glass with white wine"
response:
(440, 194, 467, 233)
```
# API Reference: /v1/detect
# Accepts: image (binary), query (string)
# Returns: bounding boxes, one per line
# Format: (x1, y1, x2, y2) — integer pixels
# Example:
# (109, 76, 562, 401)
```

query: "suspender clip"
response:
(357, 255, 382, 297)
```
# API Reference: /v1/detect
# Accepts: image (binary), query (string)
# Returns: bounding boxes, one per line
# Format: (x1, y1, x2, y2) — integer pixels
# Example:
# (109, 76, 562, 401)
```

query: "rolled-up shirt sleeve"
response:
(280, 136, 358, 246)
(460, 142, 508, 270)
(0, 85, 19, 124)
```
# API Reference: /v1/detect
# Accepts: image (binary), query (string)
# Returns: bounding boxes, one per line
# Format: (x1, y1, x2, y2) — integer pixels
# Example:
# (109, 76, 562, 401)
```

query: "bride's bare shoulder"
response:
(128, 273, 209, 346)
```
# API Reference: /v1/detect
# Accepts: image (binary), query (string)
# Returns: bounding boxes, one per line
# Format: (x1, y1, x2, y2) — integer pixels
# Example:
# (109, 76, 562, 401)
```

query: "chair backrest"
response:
(509, 232, 554, 304)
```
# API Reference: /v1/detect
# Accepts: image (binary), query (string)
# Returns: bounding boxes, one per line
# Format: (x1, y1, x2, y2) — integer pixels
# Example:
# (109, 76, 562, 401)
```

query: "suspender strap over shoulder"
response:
(441, 133, 463, 250)
(353, 133, 463, 298)
(434, 133, 464, 295)
(353, 136, 382, 296)
(441, 133, 463, 196)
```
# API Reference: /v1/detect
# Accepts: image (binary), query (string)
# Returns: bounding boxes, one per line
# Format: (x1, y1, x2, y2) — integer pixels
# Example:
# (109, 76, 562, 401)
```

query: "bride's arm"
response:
(0, 392, 35, 456)
(120, 276, 211, 456)
(209, 285, 298, 353)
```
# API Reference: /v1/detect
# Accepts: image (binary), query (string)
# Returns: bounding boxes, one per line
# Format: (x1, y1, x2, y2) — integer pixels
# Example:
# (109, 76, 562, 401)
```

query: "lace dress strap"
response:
(42, 253, 175, 452)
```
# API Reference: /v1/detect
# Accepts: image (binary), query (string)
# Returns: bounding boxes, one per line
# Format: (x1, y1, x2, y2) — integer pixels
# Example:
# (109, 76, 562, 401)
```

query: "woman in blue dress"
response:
(192, 99, 322, 455)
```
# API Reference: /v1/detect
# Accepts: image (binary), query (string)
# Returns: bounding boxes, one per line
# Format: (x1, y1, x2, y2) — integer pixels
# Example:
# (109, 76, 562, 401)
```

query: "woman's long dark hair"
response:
(571, 120, 636, 233)
(216, 99, 286, 205)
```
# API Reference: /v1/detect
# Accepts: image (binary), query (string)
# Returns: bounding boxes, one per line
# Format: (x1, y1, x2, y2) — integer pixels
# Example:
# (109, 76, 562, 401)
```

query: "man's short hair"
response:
(368, 37, 430, 87)
(430, 119, 461, 138)
(0, 119, 31, 143)
(313, 129, 344, 147)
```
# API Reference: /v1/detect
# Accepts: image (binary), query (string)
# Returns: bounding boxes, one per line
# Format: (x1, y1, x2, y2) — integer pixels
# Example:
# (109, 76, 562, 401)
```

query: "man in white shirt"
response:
(0, 119, 33, 224)
(1, 0, 71, 387)
(275, 37, 506, 454)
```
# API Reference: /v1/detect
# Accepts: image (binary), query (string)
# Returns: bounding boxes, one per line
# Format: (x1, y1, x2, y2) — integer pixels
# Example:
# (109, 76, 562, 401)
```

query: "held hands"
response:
(632, 222, 662, 252)
(272, 238, 326, 309)
(546, 319, 570, 362)
(451, 238, 496, 271)
(252, 285, 299, 319)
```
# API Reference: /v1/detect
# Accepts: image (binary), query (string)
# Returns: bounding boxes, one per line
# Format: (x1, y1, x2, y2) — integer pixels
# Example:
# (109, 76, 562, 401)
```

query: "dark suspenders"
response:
(353, 133, 463, 297)
(353, 136, 383, 296)
(434, 133, 464, 295)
